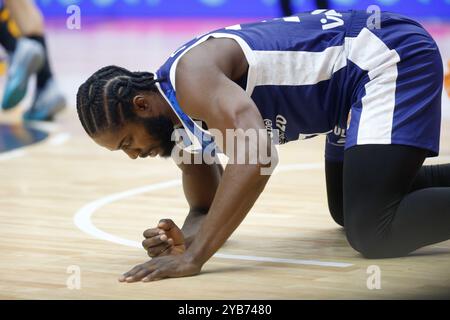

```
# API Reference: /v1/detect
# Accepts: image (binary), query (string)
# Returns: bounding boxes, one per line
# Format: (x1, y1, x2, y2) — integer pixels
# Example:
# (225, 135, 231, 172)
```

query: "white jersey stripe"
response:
(169, 32, 258, 95)
(252, 45, 347, 86)
(283, 16, 301, 22)
(347, 28, 400, 145)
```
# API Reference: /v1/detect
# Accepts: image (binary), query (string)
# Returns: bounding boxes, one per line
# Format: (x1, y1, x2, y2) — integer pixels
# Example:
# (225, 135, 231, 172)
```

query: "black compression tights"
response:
(325, 144, 450, 258)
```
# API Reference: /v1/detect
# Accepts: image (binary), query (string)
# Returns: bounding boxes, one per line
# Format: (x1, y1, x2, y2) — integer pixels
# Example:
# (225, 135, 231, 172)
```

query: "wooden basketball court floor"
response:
(0, 19, 450, 300)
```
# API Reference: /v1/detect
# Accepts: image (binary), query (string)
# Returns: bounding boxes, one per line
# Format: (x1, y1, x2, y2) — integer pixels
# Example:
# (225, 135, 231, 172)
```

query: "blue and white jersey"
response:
(156, 10, 443, 160)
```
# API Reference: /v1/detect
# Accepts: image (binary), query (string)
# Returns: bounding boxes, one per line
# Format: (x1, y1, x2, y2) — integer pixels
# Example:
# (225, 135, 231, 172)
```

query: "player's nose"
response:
(124, 149, 140, 159)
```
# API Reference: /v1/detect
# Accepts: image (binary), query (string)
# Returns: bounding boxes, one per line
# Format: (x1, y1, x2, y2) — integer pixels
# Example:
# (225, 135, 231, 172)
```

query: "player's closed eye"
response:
(122, 138, 133, 150)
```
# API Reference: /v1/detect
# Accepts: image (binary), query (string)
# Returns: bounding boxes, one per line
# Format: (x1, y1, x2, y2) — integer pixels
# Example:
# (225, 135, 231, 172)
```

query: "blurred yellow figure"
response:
(0, 7, 19, 77)
(0, 7, 21, 37)
(0, 0, 66, 121)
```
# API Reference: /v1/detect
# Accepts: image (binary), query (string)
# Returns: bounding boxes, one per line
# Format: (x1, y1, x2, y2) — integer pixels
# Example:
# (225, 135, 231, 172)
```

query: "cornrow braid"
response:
(76, 65, 164, 136)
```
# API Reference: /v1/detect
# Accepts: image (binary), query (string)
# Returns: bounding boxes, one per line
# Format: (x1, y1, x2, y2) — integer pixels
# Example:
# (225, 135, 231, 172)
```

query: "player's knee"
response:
(356, 240, 387, 259)
(345, 227, 384, 258)
(344, 213, 388, 259)
(345, 205, 411, 259)
(328, 205, 344, 227)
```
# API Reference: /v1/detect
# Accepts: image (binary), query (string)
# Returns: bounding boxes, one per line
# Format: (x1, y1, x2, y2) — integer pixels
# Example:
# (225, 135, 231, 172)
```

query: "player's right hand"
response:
(142, 219, 186, 258)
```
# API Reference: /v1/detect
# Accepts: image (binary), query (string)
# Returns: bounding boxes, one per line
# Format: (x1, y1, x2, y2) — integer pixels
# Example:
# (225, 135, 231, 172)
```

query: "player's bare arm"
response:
(119, 38, 278, 282)
(142, 157, 223, 258)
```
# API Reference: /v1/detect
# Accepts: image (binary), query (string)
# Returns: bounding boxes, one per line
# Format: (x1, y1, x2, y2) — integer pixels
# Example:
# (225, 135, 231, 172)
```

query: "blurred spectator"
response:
(280, 0, 329, 16)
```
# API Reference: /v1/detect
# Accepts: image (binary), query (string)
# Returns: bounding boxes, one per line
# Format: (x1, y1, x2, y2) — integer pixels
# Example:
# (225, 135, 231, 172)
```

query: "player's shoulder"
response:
(175, 48, 223, 118)
(175, 38, 237, 93)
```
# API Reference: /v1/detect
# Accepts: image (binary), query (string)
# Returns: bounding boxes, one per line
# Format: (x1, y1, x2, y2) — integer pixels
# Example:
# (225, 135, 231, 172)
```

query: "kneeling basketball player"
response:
(76, 10, 450, 282)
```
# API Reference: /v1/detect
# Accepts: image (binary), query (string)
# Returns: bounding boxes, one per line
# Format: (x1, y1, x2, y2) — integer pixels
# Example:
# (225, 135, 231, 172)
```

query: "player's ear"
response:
(132, 95, 152, 117)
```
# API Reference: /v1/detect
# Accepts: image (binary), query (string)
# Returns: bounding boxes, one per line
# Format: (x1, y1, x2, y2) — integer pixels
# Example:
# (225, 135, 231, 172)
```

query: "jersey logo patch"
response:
(264, 115, 288, 144)
(312, 9, 344, 30)
(276, 115, 287, 144)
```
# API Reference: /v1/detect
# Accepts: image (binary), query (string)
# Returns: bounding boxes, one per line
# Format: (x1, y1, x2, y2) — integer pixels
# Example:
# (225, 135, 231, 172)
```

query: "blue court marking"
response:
(0, 123, 48, 153)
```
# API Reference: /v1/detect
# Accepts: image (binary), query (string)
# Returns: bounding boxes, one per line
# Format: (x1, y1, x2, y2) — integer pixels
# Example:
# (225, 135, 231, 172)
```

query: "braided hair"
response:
(76, 65, 164, 136)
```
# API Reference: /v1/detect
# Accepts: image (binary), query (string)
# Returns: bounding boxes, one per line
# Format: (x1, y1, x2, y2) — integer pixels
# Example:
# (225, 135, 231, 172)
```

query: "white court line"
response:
(75, 179, 182, 248)
(47, 132, 71, 146)
(74, 162, 353, 268)
(0, 149, 27, 161)
(0, 132, 70, 162)
(274, 162, 323, 173)
(26, 121, 60, 133)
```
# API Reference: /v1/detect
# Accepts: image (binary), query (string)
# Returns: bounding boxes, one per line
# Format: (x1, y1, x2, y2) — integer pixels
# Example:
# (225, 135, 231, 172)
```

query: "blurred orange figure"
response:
(445, 60, 450, 98)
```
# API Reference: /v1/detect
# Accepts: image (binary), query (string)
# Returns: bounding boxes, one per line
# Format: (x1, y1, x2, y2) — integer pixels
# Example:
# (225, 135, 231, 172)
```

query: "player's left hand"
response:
(118, 254, 202, 283)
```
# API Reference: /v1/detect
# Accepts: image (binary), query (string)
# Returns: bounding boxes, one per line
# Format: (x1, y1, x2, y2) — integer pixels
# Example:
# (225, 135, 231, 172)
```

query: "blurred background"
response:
(36, 0, 450, 19)
(0, 0, 448, 114)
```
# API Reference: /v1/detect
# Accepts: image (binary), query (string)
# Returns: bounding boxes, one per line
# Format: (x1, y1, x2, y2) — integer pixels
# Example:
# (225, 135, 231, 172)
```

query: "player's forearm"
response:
(185, 163, 271, 266)
(181, 209, 207, 247)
